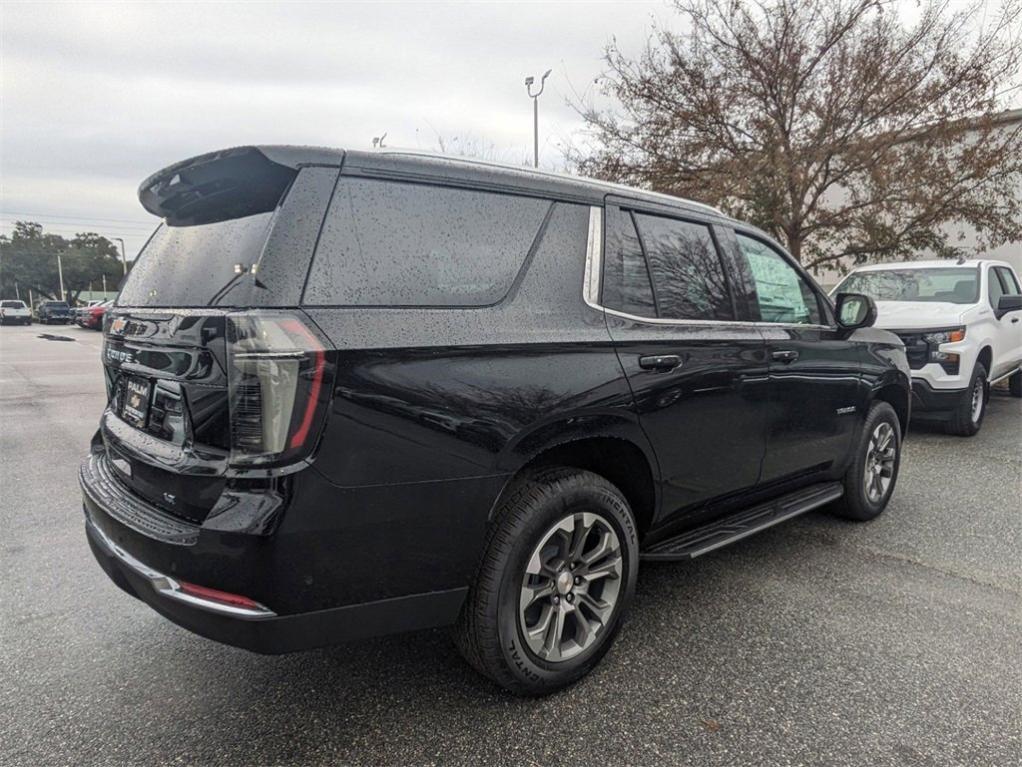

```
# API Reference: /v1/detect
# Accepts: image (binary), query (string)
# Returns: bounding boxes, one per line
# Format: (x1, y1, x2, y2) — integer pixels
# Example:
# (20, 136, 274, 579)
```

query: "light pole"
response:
(56, 253, 66, 303)
(525, 69, 552, 168)
(113, 237, 127, 275)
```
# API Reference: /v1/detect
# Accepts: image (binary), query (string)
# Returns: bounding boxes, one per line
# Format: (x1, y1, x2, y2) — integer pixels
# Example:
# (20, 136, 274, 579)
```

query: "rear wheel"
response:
(946, 363, 987, 436)
(1009, 369, 1021, 398)
(454, 467, 638, 696)
(833, 401, 901, 522)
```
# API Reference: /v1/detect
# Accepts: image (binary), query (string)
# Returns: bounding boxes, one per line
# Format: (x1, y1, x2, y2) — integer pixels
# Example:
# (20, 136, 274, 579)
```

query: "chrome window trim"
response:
(582, 205, 835, 331)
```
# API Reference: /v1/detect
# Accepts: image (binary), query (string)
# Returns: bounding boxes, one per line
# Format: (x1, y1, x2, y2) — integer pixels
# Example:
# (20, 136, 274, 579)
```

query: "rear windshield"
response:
(836, 267, 979, 304)
(117, 212, 274, 307)
(41, 301, 68, 308)
(1, 301, 26, 308)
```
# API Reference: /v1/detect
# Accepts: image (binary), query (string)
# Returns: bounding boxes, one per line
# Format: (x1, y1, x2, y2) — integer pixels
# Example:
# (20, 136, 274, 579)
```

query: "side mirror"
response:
(996, 294, 1022, 319)
(835, 292, 877, 329)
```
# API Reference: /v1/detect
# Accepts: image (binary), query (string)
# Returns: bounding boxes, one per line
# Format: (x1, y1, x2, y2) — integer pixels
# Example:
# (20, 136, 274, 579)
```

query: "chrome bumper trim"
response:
(86, 515, 276, 620)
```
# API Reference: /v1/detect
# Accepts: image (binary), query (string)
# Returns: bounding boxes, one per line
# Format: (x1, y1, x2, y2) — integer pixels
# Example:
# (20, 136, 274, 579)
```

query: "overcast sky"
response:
(1, 1, 1013, 260)
(1, 1, 675, 257)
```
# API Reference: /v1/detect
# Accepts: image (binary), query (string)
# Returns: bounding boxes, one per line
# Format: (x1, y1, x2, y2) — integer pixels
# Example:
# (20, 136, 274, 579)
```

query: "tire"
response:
(832, 401, 902, 522)
(454, 467, 639, 696)
(946, 362, 987, 436)
(1009, 369, 1022, 398)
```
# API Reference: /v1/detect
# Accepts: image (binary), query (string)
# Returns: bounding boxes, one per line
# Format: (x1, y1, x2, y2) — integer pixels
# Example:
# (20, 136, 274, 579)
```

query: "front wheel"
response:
(454, 467, 639, 696)
(946, 363, 987, 436)
(833, 401, 902, 522)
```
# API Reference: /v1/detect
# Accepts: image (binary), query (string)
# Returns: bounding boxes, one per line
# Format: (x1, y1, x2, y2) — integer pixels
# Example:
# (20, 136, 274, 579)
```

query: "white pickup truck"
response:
(833, 259, 1022, 436)
(0, 299, 32, 326)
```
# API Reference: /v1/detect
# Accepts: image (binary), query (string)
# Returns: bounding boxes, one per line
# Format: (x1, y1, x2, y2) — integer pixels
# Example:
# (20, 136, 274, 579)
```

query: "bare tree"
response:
(573, 0, 1022, 273)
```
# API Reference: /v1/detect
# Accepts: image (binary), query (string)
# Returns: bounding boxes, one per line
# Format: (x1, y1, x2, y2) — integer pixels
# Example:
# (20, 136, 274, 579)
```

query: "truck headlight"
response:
(922, 328, 966, 346)
(923, 327, 965, 372)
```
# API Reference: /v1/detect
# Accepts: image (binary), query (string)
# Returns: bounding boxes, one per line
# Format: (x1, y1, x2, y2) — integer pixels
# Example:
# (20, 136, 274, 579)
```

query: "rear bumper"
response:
(80, 449, 470, 654)
(84, 511, 466, 653)
(911, 379, 967, 415)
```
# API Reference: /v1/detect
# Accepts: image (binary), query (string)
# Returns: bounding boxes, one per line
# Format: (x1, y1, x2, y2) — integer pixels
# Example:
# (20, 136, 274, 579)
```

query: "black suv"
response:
(81, 146, 910, 695)
(36, 300, 73, 324)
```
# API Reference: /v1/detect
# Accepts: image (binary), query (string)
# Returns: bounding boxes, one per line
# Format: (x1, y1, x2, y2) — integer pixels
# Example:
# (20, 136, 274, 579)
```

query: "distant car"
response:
(0, 299, 32, 325)
(36, 300, 73, 324)
(832, 259, 1022, 435)
(80, 300, 111, 330)
(75, 300, 106, 325)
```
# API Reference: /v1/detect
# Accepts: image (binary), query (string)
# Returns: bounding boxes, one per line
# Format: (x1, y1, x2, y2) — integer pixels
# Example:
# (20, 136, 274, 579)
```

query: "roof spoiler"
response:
(137, 146, 301, 226)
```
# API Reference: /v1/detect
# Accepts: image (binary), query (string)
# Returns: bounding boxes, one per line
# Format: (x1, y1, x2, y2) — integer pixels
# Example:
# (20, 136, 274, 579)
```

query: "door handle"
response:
(1012, 317, 1019, 323)
(639, 354, 682, 372)
(771, 350, 800, 363)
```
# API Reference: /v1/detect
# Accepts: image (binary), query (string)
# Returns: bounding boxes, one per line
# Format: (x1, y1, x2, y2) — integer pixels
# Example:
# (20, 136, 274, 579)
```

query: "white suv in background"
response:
(833, 259, 1022, 436)
(0, 299, 32, 326)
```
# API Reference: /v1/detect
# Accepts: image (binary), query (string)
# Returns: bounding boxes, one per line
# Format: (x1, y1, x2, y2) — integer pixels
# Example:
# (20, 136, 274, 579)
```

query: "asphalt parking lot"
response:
(1, 322, 1019, 767)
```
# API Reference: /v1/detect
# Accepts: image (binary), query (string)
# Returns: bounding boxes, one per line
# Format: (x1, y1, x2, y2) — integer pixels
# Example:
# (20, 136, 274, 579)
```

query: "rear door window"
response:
(601, 207, 656, 317)
(631, 213, 733, 321)
(304, 178, 550, 307)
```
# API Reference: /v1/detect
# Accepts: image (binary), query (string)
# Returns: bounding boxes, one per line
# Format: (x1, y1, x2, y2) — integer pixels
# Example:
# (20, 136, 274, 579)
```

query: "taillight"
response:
(226, 311, 332, 468)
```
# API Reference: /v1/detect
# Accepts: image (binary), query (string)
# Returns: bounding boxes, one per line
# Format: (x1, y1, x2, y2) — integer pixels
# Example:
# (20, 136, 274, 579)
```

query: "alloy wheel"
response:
(863, 421, 896, 504)
(518, 512, 623, 663)
(970, 378, 984, 423)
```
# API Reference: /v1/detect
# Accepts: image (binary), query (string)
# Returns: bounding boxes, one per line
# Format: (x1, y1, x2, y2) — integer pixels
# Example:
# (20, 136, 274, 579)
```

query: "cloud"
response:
(1, 0, 669, 254)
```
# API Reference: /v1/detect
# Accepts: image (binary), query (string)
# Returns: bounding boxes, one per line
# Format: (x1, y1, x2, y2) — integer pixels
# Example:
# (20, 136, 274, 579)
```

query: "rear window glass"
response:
(633, 213, 733, 321)
(602, 207, 655, 317)
(1, 301, 26, 308)
(304, 178, 550, 306)
(117, 212, 274, 307)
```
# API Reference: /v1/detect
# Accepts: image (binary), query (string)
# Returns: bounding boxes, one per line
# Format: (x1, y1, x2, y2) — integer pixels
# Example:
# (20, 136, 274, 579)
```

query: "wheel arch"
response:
(976, 345, 993, 375)
(872, 380, 910, 433)
(492, 432, 660, 542)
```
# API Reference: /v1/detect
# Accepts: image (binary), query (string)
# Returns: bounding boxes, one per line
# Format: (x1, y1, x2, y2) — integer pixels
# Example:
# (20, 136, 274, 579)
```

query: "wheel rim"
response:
(970, 378, 984, 423)
(518, 512, 624, 663)
(863, 422, 896, 504)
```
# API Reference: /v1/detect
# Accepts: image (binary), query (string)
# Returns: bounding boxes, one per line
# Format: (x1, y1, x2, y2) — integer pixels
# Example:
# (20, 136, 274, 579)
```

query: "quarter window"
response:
(305, 178, 550, 306)
(734, 234, 821, 324)
(632, 214, 733, 321)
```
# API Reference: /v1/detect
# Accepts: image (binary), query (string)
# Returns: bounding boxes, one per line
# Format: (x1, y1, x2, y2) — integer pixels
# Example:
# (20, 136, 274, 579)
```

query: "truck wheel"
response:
(1009, 369, 1021, 398)
(454, 467, 639, 696)
(833, 401, 901, 522)
(946, 363, 987, 436)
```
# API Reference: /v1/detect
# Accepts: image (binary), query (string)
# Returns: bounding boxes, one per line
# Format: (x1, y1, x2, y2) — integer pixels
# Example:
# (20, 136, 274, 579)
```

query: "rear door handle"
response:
(639, 354, 682, 372)
(771, 350, 799, 363)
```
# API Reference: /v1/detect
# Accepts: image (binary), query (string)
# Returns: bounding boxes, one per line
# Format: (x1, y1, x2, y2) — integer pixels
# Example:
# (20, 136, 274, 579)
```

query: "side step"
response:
(640, 482, 844, 561)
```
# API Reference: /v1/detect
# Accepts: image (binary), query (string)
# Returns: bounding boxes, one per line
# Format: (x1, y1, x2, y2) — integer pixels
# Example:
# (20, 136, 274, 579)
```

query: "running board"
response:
(640, 482, 844, 561)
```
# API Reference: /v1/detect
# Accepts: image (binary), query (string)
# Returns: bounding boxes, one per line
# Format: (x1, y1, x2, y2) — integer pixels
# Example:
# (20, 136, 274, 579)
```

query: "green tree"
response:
(0, 222, 125, 303)
(574, 0, 1022, 273)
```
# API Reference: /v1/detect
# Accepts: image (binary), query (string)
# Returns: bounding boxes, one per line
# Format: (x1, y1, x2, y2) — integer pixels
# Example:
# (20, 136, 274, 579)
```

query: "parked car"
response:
(35, 300, 73, 324)
(81, 146, 910, 695)
(75, 299, 107, 326)
(0, 299, 32, 325)
(78, 300, 111, 330)
(833, 260, 1022, 436)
